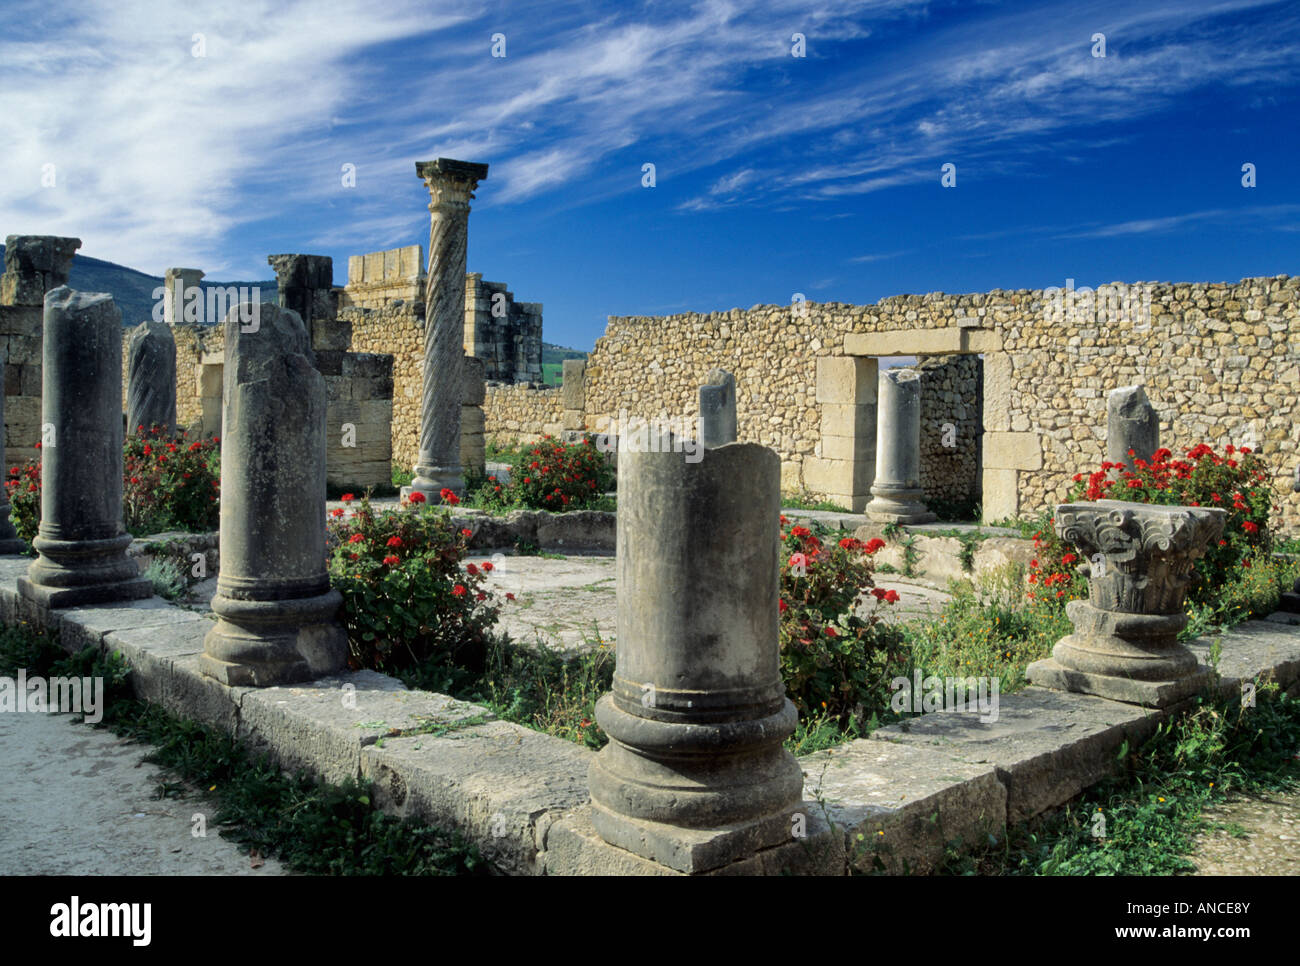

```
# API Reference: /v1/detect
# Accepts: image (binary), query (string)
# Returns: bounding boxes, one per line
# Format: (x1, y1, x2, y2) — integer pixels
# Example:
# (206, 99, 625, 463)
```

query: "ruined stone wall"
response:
(481, 276, 1300, 530)
(484, 382, 565, 444)
(465, 274, 543, 383)
(1, 236, 80, 466)
(915, 354, 982, 508)
(344, 302, 423, 469)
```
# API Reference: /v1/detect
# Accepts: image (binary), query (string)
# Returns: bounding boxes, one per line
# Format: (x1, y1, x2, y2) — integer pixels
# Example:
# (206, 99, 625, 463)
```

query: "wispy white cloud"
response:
(2, 0, 1297, 276)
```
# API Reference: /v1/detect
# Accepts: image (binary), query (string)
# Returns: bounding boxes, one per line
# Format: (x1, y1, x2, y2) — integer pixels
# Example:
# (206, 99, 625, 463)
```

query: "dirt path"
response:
(0, 710, 284, 876)
(1188, 785, 1300, 875)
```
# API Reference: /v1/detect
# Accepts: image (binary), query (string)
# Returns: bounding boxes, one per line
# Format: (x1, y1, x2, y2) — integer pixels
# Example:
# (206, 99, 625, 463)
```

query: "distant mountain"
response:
(541, 341, 588, 364)
(0, 246, 276, 327)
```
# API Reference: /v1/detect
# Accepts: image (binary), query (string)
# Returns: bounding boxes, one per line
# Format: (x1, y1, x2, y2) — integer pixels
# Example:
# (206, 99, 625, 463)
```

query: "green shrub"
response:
(6, 426, 220, 541)
(143, 557, 188, 600)
(778, 519, 906, 723)
(1068, 442, 1276, 599)
(474, 434, 614, 513)
(327, 494, 499, 673)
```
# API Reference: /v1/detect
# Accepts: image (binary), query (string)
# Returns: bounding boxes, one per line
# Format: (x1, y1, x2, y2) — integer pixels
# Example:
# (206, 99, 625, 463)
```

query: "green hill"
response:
(541, 342, 587, 384)
(0, 245, 276, 326)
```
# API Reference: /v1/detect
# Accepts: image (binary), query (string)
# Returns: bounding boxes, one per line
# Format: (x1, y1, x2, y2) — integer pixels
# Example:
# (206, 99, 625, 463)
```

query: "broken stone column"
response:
(1027, 500, 1225, 707)
(1107, 385, 1159, 473)
(588, 439, 835, 873)
(698, 368, 736, 448)
(17, 288, 151, 606)
(865, 368, 935, 524)
(126, 319, 177, 436)
(404, 158, 488, 501)
(561, 357, 585, 432)
(163, 268, 204, 326)
(267, 254, 349, 351)
(0, 385, 24, 554)
(199, 303, 347, 687)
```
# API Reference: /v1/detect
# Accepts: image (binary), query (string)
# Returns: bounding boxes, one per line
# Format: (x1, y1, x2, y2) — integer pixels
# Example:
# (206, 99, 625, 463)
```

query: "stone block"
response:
(821, 433, 870, 462)
(311, 317, 351, 352)
(561, 409, 583, 431)
(844, 328, 962, 356)
(984, 431, 1042, 470)
(971, 537, 1036, 581)
(801, 738, 1006, 875)
(804, 456, 875, 496)
(820, 402, 875, 439)
(816, 356, 876, 405)
(982, 468, 1019, 521)
(963, 330, 1003, 352)
(461, 405, 486, 436)
(347, 255, 364, 285)
(561, 359, 586, 410)
(0, 303, 42, 337)
(0, 272, 45, 306)
(983, 354, 1012, 433)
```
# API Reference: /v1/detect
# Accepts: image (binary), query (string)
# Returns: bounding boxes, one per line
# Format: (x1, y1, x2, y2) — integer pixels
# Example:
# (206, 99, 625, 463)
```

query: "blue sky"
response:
(3, 0, 1298, 350)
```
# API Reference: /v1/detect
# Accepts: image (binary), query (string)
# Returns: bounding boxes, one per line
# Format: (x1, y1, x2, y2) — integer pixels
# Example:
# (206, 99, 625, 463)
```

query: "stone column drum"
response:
(17, 288, 152, 606)
(403, 158, 488, 502)
(199, 304, 347, 687)
(588, 440, 818, 873)
(698, 368, 737, 448)
(865, 368, 935, 524)
(1027, 500, 1225, 707)
(1107, 385, 1159, 474)
(0, 384, 26, 554)
(126, 319, 177, 436)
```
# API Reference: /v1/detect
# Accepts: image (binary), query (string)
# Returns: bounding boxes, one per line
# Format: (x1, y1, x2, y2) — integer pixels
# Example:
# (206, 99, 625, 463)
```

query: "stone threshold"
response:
(3, 551, 1297, 875)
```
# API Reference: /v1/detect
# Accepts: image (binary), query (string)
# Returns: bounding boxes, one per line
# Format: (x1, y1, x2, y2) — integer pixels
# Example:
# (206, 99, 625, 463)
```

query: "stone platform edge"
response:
(4, 551, 1299, 876)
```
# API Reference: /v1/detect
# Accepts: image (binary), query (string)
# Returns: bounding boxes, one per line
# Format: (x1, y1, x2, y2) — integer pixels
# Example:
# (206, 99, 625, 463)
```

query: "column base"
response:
(404, 462, 465, 501)
(17, 574, 152, 609)
(200, 588, 348, 687)
(587, 694, 806, 872)
(1027, 657, 1214, 709)
(19, 532, 153, 608)
(865, 486, 935, 524)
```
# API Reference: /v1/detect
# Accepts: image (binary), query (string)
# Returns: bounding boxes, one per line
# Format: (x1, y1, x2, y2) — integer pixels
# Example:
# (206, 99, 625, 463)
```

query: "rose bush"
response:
(6, 425, 220, 540)
(778, 518, 906, 722)
(1067, 441, 1275, 598)
(475, 434, 614, 512)
(327, 493, 499, 674)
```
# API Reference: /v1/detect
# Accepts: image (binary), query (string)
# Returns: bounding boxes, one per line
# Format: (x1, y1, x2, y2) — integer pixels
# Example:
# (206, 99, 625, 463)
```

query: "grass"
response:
(782, 491, 852, 513)
(938, 681, 1300, 875)
(897, 564, 1071, 695)
(0, 623, 485, 876)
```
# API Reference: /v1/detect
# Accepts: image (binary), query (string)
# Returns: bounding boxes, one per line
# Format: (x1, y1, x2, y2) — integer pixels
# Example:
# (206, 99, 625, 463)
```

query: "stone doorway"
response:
(814, 324, 1035, 521)
(198, 355, 222, 438)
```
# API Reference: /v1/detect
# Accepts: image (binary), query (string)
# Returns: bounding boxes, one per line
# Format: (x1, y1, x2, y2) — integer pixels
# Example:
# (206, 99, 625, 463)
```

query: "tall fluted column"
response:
(403, 158, 488, 501)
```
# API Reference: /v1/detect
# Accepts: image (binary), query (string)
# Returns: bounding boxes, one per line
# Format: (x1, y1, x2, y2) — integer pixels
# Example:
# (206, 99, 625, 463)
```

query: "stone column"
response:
(126, 319, 177, 436)
(0, 385, 25, 554)
(199, 303, 347, 687)
(17, 288, 151, 607)
(404, 158, 488, 501)
(865, 368, 935, 524)
(588, 439, 833, 873)
(1027, 500, 1225, 707)
(163, 268, 204, 326)
(698, 368, 736, 448)
(1107, 385, 1159, 474)
(561, 358, 586, 433)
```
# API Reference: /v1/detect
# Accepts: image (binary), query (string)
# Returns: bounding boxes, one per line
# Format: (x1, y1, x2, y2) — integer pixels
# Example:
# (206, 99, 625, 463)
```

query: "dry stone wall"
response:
(915, 354, 981, 507)
(482, 276, 1300, 530)
(485, 382, 565, 444)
